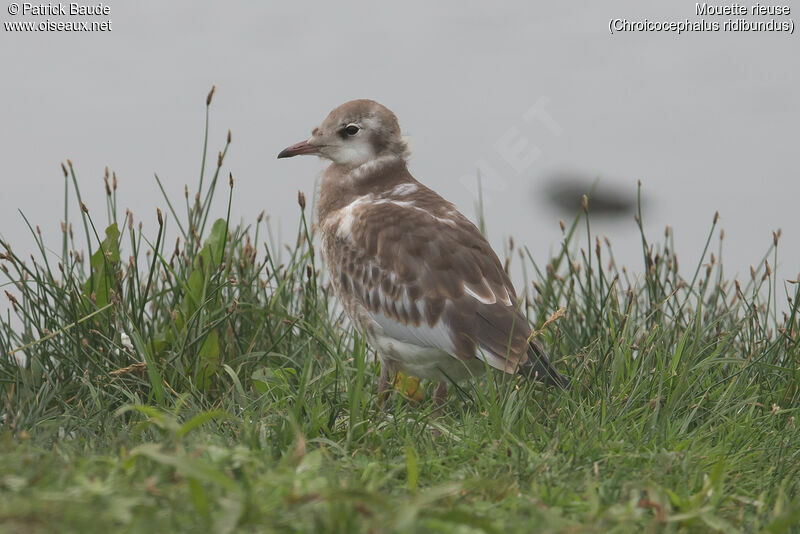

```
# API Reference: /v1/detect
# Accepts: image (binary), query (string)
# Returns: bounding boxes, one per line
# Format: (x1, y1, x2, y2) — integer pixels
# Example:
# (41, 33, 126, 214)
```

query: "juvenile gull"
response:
(278, 99, 568, 406)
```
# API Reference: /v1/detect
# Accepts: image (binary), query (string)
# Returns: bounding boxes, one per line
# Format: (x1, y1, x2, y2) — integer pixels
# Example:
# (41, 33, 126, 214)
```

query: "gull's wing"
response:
(322, 177, 533, 373)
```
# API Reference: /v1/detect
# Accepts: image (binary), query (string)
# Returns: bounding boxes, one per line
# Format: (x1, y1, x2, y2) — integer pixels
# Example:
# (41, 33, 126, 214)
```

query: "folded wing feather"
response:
(322, 178, 533, 374)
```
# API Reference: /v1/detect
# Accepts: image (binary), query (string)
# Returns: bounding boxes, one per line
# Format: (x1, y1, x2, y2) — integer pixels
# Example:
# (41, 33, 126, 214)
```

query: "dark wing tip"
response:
(522, 340, 571, 390)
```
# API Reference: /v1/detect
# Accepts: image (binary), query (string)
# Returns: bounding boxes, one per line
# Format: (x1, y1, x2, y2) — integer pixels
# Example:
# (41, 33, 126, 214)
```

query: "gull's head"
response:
(277, 99, 408, 168)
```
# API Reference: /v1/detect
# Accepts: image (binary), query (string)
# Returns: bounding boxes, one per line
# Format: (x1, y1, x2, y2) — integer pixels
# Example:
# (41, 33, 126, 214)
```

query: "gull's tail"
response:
(521, 339, 570, 390)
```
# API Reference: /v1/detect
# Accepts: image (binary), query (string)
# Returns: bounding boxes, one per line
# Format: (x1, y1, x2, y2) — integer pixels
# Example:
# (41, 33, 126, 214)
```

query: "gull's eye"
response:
(344, 124, 360, 136)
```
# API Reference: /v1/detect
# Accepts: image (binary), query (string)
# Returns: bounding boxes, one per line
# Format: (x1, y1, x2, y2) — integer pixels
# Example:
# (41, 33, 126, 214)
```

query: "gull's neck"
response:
(318, 154, 409, 221)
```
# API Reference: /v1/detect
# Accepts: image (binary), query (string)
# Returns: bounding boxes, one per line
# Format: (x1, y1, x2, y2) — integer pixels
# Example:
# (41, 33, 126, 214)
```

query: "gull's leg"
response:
(378, 361, 390, 408)
(430, 381, 449, 436)
(433, 381, 448, 410)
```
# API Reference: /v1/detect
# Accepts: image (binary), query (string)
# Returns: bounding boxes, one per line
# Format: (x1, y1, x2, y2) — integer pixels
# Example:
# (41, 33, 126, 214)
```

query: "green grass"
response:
(1, 89, 799, 533)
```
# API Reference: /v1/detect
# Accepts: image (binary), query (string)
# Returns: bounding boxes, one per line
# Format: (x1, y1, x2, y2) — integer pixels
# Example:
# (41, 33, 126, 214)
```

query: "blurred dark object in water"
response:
(541, 174, 639, 217)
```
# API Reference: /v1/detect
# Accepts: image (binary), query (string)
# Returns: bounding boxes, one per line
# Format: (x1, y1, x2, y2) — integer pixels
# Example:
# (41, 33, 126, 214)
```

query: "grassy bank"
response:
(1, 90, 799, 533)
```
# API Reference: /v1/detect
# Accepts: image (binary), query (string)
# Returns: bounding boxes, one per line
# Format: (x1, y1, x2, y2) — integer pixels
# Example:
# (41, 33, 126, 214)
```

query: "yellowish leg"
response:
(393, 372, 423, 402)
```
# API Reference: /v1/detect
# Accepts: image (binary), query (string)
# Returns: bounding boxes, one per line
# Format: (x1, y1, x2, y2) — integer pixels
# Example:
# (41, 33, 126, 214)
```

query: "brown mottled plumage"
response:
(278, 99, 568, 405)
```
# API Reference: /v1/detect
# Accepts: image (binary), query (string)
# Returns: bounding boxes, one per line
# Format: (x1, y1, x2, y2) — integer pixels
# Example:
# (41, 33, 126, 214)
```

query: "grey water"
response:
(2, 1, 798, 305)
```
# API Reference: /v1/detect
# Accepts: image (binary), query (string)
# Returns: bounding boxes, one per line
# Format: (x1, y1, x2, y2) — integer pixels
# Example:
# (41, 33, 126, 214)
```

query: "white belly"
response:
(371, 331, 486, 382)
(325, 263, 486, 383)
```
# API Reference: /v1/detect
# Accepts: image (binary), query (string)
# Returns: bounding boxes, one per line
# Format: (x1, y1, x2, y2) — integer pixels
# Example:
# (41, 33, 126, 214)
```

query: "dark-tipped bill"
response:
(277, 140, 320, 159)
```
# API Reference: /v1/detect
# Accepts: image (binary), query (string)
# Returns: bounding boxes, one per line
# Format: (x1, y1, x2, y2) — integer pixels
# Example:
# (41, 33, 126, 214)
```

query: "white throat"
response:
(329, 141, 376, 167)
